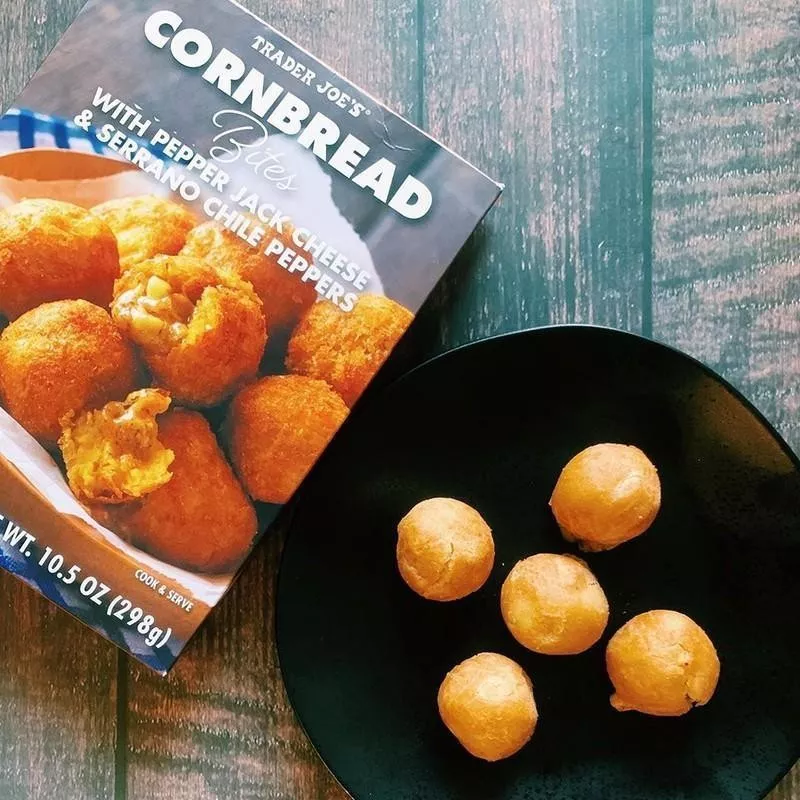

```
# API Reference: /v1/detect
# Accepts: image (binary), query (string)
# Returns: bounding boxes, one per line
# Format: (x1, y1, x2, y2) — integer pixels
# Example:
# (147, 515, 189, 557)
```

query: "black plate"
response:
(276, 326, 800, 800)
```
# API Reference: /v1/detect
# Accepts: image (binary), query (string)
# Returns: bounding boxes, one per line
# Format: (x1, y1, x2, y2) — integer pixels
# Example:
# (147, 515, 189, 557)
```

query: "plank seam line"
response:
(641, 0, 655, 338)
(114, 650, 129, 800)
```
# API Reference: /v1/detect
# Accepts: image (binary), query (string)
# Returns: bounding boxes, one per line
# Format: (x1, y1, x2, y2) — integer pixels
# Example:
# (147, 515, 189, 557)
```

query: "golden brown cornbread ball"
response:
(0, 199, 119, 319)
(227, 375, 349, 505)
(550, 443, 661, 551)
(606, 610, 720, 717)
(92, 195, 196, 268)
(286, 293, 414, 406)
(501, 553, 609, 655)
(112, 255, 267, 406)
(396, 498, 494, 601)
(181, 220, 317, 331)
(0, 300, 140, 444)
(109, 409, 257, 573)
(438, 653, 538, 761)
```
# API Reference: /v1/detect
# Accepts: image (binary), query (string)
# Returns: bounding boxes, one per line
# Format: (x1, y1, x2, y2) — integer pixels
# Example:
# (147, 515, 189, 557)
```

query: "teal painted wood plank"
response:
(417, 0, 646, 353)
(0, 2, 120, 799)
(652, 0, 800, 451)
(651, 1, 799, 797)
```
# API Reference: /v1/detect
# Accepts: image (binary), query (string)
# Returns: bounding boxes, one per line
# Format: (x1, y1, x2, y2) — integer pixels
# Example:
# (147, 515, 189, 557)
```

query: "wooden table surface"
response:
(1, 0, 798, 797)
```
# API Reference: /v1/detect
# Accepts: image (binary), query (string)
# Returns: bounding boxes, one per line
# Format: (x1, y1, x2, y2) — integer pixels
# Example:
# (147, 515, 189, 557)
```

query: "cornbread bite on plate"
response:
(606, 610, 720, 717)
(227, 375, 349, 505)
(550, 443, 661, 551)
(112, 255, 267, 406)
(92, 195, 196, 268)
(181, 220, 317, 332)
(287, 293, 414, 406)
(108, 409, 257, 573)
(501, 553, 609, 655)
(0, 299, 140, 444)
(438, 652, 538, 762)
(0, 198, 119, 319)
(396, 497, 494, 602)
(59, 389, 174, 505)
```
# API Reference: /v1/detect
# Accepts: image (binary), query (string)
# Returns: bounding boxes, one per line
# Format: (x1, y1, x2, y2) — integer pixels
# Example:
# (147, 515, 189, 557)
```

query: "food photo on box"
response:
(1, 0, 799, 799)
(0, 0, 501, 672)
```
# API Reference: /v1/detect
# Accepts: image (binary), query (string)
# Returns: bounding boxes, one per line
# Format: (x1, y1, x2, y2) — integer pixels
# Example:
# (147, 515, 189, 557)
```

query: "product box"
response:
(0, 0, 501, 672)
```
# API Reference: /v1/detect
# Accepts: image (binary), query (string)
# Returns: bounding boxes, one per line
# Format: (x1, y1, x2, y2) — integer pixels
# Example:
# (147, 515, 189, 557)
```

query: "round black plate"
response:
(276, 326, 800, 800)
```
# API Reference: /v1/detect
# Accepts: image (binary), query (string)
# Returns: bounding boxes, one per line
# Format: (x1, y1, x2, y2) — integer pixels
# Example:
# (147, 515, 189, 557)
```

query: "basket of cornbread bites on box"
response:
(0, 151, 413, 614)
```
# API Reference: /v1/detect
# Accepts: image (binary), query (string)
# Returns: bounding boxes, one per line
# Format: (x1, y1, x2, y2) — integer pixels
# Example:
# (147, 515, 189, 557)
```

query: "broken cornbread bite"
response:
(0, 199, 120, 320)
(0, 300, 141, 445)
(112, 255, 267, 406)
(92, 195, 196, 269)
(181, 219, 317, 332)
(59, 389, 174, 505)
(114, 270, 196, 352)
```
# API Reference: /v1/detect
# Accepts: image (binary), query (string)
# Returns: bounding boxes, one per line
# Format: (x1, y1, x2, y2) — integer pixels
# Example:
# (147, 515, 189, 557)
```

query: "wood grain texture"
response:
(416, 0, 645, 355)
(0, 0, 797, 798)
(124, 535, 343, 800)
(652, 0, 800, 448)
(651, 0, 800, 797)
(121, 1, 417, 798)
(0, 572, 118, 800)
(0, 2, 119, 800)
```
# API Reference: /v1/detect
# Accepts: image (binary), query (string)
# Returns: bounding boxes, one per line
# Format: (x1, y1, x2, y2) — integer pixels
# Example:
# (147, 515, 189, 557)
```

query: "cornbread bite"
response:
(438, 653, 538, 761)
(606, 610, 720, 716)
(287, 293, 414, 406)
(227, 375, 349, 504)
(550, 443, 661, 551)
(109, 409, 257, 573)
(0, 300, 140, 444)
(396, 498, 494, 602)
(0, 199, 119, 319)
(181, 220, 317, 331)
(92, 195, 196, 268)
(112, 255, 266, 406)
(501, 553, 609, 655)
(59, 389, 174, 505)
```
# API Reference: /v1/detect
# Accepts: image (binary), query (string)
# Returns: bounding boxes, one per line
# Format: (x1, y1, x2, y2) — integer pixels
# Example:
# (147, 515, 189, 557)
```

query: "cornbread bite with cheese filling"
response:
(112, 255, 266, 406)
(181, 219, 317, 332)
(59, 389, 175, 505)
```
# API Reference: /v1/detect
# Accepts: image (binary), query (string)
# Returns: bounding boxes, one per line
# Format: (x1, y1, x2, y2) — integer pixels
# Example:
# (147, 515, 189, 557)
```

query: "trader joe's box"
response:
(0, 0, 501, 673)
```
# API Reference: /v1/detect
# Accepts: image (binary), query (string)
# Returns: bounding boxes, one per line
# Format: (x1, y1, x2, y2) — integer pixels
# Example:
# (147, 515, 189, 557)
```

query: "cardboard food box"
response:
(0, 0, 501, 673)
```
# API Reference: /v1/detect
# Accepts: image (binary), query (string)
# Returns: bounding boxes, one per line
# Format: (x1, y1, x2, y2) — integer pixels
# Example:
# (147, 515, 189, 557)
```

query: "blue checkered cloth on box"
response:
(0, 107, 169, 163)
(0, 107, 110, 154)
(0, 106, 182, 673)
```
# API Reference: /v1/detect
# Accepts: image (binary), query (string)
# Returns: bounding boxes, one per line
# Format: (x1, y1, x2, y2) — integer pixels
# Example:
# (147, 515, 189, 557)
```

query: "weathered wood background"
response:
(0, 0, 798, 797)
